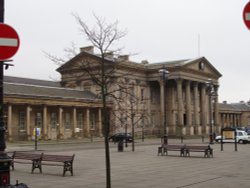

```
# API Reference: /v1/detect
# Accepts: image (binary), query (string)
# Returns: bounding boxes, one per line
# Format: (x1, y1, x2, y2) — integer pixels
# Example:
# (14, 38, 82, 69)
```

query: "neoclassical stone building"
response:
(219, 101, 250, 128)
(4, 46, 250, 141)
(57, 46, 222, 137)
(4, 76, 105, 141)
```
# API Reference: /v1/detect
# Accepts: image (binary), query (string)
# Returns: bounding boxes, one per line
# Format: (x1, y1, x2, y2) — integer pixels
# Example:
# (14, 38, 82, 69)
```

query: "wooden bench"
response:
(11, 151, 43, 173)
(185, 145, 213, 158)
(158, 144, 185, 156)
(41, 154, 75, 176)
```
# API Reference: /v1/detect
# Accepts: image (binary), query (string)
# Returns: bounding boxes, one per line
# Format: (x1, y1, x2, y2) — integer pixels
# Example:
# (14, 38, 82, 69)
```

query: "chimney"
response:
(118, 55, 129, 61)
(104, 52, 114, 59)
(141, 60, 149, 64)
(80, 46, 94, 54)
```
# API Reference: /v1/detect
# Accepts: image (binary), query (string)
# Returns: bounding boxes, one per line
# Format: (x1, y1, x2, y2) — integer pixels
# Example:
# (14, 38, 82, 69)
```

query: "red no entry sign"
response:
(0, 23, 20, 60)
(243, 1, 250, 30)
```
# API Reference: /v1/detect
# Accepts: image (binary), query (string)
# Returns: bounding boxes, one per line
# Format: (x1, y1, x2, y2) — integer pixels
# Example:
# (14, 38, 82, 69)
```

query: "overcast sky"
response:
(4, 0, 250, 103)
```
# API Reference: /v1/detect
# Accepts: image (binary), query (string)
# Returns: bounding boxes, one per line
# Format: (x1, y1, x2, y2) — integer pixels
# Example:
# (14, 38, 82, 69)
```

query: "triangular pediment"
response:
(56, 51, 103, 73)
(182, 57, 222, 79)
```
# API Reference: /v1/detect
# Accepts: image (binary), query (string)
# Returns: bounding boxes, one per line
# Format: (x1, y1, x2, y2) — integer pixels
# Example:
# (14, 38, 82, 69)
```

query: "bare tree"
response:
(74, 14, 128, 188)
(116, 85, 150, 151)
(45, 14, 128, 188)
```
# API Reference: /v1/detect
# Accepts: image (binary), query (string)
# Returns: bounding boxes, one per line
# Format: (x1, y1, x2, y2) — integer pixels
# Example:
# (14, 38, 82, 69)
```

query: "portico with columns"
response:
(149, 57, 222, 137)
(3, 76, 104, 142)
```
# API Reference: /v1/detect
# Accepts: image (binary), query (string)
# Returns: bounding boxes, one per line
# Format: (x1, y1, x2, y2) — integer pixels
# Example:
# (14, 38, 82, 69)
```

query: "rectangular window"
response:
(175, 113, 178, 126)
(90, 113, 96, 129)
(141, 88, 144, 101)
(77, 113, 84, 129)
(183, 114, 187, 126)
(64, 113, 71, 129)
(19, 111, 26, 130)
(35, 112, 42, 128)
(50, 112, 57, 129)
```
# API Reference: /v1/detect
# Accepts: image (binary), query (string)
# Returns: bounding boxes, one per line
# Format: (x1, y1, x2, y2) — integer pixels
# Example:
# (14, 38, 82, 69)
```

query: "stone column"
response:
(176, 79, 183, 136)
(146, 84, 151, 125)
(222, 113, 226, 128)
(193, 82, 199, 135)
(185, 80, 192, 135)
(73, 107, 77, 138)
(238, 114, 241, 126)
(213, 85, 219, 132)
(159, 79, 165, 135)
(26, 106, 31, 140)
(200, 83, 206, 134)
(85, 108, 90, 136)
(43, 105, 48, 140)
(98, 108, 102, 137)
(58, 107, 63, 139)
(7, 104, 13, 142)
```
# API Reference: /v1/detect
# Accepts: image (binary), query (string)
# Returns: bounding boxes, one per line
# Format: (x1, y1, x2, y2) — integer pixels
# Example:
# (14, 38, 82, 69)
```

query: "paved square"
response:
(6, 139, 250, 188)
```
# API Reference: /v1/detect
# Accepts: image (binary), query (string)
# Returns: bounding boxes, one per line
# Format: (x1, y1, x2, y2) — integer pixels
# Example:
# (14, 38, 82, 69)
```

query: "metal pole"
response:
(0, 1, 12, 186)
(0, 0, 6, 153)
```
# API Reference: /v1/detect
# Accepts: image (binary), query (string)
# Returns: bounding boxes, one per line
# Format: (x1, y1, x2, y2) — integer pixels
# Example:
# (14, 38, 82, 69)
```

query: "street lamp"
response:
(159, 67, 169, 143)
(206, 79, 215, 144)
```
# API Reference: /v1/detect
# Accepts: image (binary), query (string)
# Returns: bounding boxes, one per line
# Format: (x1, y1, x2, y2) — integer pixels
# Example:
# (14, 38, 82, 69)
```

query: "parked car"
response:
(244, 127, 250, 135)
(109, 133, 133, 143)
(215, 130, 250, 144)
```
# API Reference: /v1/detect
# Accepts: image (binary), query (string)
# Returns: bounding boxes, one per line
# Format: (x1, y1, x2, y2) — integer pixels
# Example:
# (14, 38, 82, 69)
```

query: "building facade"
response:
(4, 46, 250, 142)
(4, 76, 105, 141)
(219, 101, 250, 128)
(57, 46, 222, 137)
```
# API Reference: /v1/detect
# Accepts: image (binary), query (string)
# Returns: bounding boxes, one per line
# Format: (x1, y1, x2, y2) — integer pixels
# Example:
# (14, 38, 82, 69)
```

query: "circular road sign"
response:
(243, 1, 250, 30)
(0, 23, 20, 60)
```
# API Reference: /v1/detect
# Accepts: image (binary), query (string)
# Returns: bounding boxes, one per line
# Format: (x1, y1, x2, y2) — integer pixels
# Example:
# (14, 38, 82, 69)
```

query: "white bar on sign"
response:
(246, 13, 250, 21)
(0, 38, 18, 47)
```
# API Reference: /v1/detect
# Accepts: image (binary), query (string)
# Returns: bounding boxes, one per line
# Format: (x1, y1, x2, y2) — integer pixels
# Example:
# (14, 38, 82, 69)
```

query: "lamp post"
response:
(206, 79, 215, 144)
(159, 67, 169, 143)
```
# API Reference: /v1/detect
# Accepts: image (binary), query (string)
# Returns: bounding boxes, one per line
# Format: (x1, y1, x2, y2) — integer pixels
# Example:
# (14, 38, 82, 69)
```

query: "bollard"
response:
(117, 140, 124, 152)
(180, 136, 183, 143)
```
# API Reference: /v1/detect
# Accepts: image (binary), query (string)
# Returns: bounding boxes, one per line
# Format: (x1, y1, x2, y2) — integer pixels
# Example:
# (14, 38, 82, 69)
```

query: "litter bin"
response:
(118, 140, 124, 152)
(161, 135, 168, 145)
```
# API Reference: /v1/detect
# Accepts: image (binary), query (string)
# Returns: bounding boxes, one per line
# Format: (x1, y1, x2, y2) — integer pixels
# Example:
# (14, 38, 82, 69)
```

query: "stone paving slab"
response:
(6, 139, 250, 188)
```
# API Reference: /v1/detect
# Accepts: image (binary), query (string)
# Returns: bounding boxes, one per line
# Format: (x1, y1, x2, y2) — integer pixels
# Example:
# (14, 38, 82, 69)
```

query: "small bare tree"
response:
(46, 14, 128, 188)
(116, 85, 149, 151)
(74, 14, 127, 188)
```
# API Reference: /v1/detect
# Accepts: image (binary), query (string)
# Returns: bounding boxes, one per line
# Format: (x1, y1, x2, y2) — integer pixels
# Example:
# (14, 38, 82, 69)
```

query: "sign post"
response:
(243, 1, 250, 30)
(0, 0, 21, 186)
